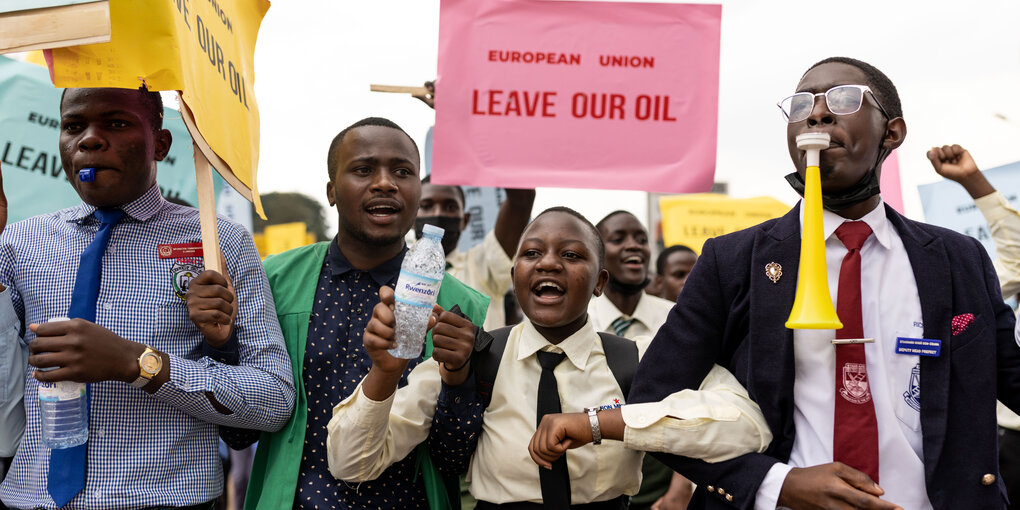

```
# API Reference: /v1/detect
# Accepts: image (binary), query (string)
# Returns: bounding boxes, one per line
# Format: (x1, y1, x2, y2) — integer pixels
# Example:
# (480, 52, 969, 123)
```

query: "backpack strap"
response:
(473, 328, 639, 407)
(472, 326, 514, 409)
(598, 332, 639, 399)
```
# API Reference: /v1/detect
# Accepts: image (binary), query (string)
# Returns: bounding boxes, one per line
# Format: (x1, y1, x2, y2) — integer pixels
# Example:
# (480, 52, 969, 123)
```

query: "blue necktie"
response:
(48, 208, 124, 507)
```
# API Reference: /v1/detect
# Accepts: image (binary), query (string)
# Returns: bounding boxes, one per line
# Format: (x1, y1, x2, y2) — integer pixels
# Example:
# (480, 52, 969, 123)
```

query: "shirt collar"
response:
(798, 199, 892, 250)
(516, 317, 597, 371)
(325, 236, 407, 286)
(593, 292, 657, 330)
(819, 199, 892, 250)
(63, 184, 166, 224)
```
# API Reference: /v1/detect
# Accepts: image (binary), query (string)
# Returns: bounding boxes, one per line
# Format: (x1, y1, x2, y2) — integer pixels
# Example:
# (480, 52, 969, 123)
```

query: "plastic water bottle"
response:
(38, 317, 88, 449)
(390, 224, 446, 359)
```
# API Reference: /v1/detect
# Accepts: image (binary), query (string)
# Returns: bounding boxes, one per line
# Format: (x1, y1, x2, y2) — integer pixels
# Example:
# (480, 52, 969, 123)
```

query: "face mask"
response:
(784, 170, 881, 212)
(784, 144, 888, 212)
(414, 216, 463, 255)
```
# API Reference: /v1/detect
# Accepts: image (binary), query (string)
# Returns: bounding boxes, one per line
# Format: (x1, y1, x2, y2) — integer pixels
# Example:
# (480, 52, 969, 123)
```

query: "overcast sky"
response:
(252, 0, 1020, 229)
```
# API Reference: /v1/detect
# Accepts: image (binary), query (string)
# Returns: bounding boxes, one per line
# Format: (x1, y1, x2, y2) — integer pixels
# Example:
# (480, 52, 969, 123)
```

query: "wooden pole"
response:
(194, 143, 223, 274)
(370, 84, 429, 95)
(0, 1, 111, 54)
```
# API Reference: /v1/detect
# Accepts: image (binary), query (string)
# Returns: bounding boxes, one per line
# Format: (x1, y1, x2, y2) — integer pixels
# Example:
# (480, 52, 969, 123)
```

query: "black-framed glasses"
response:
(777, 85, 890, 123)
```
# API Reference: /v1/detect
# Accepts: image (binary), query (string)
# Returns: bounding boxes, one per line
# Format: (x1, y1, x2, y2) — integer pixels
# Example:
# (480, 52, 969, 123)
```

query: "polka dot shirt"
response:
(296, 241, 427, 510)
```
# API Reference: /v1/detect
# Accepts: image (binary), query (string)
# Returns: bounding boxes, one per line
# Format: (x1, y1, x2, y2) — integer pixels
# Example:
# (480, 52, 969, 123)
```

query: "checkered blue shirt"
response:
(0, 185, 295, 509)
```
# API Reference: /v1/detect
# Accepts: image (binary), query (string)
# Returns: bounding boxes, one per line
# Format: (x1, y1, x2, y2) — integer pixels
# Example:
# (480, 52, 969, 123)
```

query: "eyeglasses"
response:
(777, 85, 890, 123)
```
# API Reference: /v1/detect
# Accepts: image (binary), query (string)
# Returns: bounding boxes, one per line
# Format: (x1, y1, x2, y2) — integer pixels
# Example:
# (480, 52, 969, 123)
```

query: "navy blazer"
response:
(629, 203, 1020, 509)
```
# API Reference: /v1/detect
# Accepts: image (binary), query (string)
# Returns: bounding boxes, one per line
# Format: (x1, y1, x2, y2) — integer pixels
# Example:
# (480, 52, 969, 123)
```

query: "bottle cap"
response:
(422, 224, 445, 239)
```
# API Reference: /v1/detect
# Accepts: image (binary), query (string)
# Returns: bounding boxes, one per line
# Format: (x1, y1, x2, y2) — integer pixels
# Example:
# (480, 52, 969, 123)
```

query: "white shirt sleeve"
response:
(975, 191, 1020, 298)
(621, 364, 772, 462)
(754, 462, 794, 510)
(468, 231, 514, 297)
(0, 287, 26, 457)
(326, 359, 441, 481)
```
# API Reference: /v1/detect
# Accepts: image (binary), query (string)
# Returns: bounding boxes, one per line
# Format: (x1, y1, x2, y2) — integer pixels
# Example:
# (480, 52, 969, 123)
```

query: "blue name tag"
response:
(895, 337, 942, 357)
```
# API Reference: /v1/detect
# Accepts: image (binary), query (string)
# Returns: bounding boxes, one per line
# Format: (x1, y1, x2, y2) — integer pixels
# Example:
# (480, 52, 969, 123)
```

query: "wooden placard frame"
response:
(0, 1, 111, 54)
(370, 84, 429, 95)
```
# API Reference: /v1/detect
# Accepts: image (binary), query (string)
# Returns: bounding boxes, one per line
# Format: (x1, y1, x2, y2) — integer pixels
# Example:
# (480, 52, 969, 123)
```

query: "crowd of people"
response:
(1, 55, 1020, 510)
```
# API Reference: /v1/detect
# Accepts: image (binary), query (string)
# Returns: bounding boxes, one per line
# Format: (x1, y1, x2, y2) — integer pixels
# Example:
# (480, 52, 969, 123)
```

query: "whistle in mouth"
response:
(78, 168, 96, 182)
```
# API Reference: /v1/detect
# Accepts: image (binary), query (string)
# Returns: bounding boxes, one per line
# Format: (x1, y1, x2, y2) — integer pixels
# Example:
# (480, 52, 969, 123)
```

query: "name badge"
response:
(895, 337, 941, 357)
(158, 242, 204, 259)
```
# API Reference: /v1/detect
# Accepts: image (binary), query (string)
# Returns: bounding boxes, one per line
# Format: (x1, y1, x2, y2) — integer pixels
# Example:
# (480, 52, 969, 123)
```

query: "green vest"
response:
(244, 242, 489, 510)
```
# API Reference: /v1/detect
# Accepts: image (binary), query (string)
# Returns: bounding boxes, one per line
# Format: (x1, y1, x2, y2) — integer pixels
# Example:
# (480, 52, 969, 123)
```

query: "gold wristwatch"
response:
(131, 346, 163, 388)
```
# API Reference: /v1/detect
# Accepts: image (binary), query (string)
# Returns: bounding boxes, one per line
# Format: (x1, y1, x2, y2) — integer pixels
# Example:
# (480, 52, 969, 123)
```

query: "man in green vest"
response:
(216, 117, 488, 510)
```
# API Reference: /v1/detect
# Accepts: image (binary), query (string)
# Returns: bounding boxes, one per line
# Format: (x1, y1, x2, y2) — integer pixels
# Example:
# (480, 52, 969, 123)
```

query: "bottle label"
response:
(394, 270, 442, 308)
(39, 381, 85, 402)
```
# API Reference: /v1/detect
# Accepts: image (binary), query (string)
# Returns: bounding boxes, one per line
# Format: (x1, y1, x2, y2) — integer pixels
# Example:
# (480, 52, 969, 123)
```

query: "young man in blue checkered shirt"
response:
(0, 87, 294, 509)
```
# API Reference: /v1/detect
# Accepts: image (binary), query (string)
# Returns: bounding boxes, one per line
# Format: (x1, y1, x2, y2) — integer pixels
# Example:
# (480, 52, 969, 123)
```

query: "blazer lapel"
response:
(886, 206, 952, 483)
(749, 205, 801, 449)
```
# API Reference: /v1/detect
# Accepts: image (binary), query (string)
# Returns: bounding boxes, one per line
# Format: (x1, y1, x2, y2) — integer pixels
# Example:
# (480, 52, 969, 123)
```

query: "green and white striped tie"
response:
(610, 316, 635, 337)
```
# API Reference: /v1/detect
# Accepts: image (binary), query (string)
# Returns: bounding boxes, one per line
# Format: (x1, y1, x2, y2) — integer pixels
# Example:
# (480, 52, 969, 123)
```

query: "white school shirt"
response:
(755, 200, 933, 510)
(446, 230, 514, 330)
(588, 292, 675, 351)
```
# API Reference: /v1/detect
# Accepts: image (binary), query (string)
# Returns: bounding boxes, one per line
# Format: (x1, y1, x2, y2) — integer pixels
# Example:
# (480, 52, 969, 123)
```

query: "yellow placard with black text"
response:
(46, 0, 268, 217)
(660, 194, 791, 253)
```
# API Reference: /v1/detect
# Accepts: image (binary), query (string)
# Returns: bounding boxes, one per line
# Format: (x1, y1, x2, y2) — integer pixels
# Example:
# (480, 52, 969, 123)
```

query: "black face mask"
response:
(414, 216, 463, 255)
(784, 145, 888, 212)
(607, 275, 651, 297)
(784, 170, 881, 212)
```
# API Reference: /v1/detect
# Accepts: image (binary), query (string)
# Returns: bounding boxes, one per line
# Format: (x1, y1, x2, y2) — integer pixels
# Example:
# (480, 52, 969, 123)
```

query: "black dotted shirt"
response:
(428, 374, 485, 476)
(295, 240, 428, 510)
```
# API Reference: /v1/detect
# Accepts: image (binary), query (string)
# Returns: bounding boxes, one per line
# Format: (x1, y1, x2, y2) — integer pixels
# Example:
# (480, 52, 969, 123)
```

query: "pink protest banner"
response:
(880, 149, 903, 213)
(432, 0, 721, 193)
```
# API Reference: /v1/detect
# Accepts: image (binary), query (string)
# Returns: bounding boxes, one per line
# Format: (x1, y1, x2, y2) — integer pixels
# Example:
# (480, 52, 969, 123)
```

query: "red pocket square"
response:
(951, 313, 975, 336)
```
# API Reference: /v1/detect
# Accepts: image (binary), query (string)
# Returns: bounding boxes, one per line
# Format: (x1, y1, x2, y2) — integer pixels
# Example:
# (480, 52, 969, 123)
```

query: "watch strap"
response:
(130, 374, 149, 388)
(584, 407, 602, 445)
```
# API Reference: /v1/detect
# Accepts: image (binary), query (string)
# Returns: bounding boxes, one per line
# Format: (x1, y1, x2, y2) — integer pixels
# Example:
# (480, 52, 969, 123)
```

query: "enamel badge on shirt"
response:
(158, 243, 205, 300)
(158, 242, 204, 259)
(895, 337, 942, 357)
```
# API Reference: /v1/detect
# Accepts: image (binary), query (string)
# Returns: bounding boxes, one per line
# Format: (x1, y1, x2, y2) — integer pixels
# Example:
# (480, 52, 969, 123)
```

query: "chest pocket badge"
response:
(171, 258, 204, 300)
(903, 362, 921, 412)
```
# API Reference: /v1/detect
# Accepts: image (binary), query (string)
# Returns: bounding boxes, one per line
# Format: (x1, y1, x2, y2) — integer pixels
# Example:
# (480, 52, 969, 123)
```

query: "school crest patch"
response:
(839, 362, 872, 405)
(903, 363, 921, 412)
(171, 257, 204, 300)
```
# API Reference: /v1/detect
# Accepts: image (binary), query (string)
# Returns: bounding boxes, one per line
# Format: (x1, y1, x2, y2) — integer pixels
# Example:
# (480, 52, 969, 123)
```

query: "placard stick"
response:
(194, 143, 223, 274)
(0, 1, 111, 54)
(370, 84, 429, 95)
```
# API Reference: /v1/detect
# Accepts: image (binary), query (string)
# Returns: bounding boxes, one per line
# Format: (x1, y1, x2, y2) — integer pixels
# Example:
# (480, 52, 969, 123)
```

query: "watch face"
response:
(141, 352, 161, 374)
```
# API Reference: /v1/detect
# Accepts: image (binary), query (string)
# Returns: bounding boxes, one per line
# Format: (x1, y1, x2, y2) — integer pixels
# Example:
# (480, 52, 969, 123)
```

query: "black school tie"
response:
(536, 350, 570, 508)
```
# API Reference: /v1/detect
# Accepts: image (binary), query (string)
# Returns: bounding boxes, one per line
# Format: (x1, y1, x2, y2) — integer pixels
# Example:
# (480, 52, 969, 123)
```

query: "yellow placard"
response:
(659, 194, 791, 254)
(46, 0, 268, 218)
(263, 222, 312, 257)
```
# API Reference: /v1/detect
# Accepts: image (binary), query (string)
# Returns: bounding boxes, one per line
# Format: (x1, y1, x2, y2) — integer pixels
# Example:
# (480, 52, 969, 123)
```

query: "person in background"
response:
(589, 210, 694, 510)
(927, 143, 1020, 506)
(417, 175, 534, 330)
(654, 245, 698, 303)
